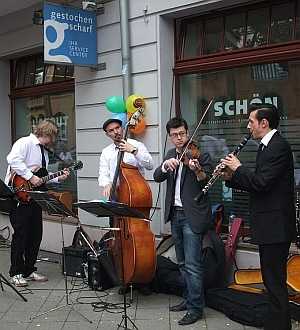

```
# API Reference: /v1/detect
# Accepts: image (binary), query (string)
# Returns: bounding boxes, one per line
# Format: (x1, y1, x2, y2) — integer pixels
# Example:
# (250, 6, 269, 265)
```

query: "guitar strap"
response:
(39, 144, 46, 168)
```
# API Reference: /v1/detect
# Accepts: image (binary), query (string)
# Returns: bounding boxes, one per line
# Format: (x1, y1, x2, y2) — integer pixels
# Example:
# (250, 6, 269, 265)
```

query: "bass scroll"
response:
(194, 134, 251, 203)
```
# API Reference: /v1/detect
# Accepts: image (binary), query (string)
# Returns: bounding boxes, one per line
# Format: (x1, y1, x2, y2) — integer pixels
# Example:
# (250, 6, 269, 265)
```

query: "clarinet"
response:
(194, 134, 251, 203)
(296, 191, 300, 249)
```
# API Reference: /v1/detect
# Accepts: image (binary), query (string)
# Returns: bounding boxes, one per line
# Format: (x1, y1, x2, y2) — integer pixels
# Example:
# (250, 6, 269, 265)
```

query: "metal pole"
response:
(119, 0, 132, 98)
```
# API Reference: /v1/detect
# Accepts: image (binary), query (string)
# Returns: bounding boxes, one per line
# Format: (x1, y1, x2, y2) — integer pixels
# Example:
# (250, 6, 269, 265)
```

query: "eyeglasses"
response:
(169, 131, 187, 138)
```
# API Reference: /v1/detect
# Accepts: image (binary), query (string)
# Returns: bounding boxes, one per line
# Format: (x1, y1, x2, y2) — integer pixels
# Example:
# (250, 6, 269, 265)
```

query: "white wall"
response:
(75, 0, 258, 234)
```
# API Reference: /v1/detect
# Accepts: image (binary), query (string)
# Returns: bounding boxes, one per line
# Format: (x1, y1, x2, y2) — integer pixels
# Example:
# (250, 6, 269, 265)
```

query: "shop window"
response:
(245, 8, 268, 48)
(224, 13, 246, 50)
(270, 3, 294, 44)
(11, 53, 76, 214)
(183, 20, 202, 58)
(179, 59, 300, 224)
(203, 17, 223, 55)
(13, 54, 74, 87)
(177, 0, 300, 60)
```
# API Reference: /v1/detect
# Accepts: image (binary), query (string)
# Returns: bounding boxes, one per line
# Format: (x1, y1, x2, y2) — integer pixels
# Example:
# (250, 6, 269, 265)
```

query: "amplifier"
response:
(62, 246, 88, 278)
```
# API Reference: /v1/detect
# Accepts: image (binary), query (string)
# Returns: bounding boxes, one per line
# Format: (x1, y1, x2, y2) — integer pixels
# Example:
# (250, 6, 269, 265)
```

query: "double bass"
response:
(109, 109, 156, 285)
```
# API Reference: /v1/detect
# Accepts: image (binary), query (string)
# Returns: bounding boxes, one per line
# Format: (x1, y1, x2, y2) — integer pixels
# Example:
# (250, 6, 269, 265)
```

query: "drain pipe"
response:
(119, 0, 132, 98)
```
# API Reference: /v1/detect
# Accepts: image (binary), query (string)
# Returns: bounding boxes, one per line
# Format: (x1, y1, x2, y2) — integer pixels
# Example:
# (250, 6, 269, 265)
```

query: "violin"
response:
(179, 141, 201, 165)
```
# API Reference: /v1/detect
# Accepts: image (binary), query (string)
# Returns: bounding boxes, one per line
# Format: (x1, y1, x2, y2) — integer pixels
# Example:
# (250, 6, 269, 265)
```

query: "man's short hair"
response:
(249, 103, 280, 129)
(34, 119, 58, 138)
(166, 117, 188, 134)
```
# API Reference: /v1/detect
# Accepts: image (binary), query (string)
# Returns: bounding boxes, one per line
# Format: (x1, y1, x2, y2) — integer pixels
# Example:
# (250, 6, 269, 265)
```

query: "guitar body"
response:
(9, 161, 83, 203)
(10, 173, 34, 203)
(10, 168, 48, 203)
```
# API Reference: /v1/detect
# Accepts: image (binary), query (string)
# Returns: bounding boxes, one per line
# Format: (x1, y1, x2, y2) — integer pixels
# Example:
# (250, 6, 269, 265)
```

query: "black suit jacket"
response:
(227, 132, 296, 244)
(153, 148, 212, 234)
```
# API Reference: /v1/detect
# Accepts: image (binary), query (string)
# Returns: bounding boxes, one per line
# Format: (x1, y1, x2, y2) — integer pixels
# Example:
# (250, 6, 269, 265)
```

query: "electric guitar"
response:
(10, 161, 83, 203)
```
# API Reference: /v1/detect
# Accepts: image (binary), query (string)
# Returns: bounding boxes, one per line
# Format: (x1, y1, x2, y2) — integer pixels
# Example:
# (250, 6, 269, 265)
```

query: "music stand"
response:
(75, 200, 148, 330)
(0, 179, 27, 302)
(28, 191, 92, 324)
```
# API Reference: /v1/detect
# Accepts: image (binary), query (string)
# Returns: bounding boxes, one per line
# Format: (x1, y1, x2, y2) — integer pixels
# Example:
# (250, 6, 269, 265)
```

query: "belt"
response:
(173, 206, 184, 211)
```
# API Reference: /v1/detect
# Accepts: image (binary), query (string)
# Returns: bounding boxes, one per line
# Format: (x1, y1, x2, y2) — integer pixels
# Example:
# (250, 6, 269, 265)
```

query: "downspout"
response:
(119, 0, 132, 98)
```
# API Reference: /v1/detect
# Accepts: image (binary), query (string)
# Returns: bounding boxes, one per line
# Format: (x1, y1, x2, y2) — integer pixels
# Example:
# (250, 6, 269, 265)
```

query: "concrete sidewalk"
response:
(0, 247, 299, 330)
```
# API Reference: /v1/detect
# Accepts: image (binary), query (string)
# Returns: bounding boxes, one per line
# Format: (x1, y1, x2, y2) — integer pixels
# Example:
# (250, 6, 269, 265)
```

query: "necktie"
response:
(39, 144, 46, 168)
(256, 143, 264, 162)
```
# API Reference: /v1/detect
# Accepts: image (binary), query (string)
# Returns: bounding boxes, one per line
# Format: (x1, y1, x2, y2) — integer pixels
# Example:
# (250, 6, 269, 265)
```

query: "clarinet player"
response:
(221, 103, 296, 330)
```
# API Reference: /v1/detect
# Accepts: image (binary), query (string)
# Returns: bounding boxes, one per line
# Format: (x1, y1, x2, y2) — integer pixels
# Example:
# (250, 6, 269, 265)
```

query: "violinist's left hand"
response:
(189, 159, 206, 181)
(188, 159, 201, 172)
(118, 140, 137, 154)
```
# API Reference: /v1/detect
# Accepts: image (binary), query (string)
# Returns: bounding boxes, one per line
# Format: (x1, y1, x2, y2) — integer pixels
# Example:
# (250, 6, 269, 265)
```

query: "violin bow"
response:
(178, 98, 214, 163)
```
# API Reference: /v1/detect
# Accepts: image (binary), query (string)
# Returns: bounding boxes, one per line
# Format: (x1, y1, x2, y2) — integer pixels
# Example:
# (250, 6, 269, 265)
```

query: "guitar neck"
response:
(41, 170, 66, 184)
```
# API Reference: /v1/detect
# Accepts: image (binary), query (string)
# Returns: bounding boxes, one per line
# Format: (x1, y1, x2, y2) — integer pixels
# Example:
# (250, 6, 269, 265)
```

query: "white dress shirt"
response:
(260, 129, 277, 149)
(162, 155, 183, 207)
(5, 133, 52, 184)
(98, 138, 153, 187)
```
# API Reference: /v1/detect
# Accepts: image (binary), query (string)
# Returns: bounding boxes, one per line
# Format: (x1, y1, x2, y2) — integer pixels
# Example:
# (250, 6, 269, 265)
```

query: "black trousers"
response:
(259, 242, 291, 330)
(9, 201, 43, 277)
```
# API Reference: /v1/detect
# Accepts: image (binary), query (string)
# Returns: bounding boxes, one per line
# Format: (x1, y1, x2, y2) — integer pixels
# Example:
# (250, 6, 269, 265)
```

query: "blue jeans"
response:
(171, 210, 204, 315)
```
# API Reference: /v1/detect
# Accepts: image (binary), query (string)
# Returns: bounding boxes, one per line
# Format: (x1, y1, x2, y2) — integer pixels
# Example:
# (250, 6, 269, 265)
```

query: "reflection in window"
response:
(251, 63, 289, 80)
(14, 93, 77, 206)
(246, 8, 268, 47)
(183, 20, 202, 58)
(270, 3, 294, 44)
(224, 13, 246, 50)
(35, 56, 44, 85)
(177, 0, 300, 60)
(13, 54, 74, 88)
(204, 17, 223, 54)
(179, 60, 300, 223)
(24, 59, 35, 87)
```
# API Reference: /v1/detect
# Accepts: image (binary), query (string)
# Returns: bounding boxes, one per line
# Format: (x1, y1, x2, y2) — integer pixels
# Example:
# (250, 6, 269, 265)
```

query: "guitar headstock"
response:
(72, 161, 83, 171)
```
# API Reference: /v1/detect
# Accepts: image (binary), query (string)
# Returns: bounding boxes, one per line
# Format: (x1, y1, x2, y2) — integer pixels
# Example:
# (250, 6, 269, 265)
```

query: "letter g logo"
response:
(44, 19, 72, 63)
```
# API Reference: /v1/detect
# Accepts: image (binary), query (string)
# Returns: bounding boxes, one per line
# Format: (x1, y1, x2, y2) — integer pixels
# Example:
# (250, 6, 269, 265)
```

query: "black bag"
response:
(151, 230, 225, 296)
(151, 255, 184, 296)
(206, 287, 269, 327)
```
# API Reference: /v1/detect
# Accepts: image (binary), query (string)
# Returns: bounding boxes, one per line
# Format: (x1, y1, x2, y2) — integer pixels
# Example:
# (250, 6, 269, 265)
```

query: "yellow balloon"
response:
(126, 95, 145, 113)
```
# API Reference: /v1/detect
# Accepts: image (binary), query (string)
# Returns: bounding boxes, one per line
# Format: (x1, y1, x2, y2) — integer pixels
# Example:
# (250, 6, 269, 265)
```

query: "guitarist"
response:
(5, 120, 69, 287)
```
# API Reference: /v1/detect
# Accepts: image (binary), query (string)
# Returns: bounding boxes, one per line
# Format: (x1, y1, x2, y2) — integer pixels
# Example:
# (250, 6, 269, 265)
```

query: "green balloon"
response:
(105, 96, 126, 113)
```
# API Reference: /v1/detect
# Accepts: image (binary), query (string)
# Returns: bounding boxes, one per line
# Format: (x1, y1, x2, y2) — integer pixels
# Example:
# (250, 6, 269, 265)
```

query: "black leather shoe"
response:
(169, 301, 187, 312)
(178, 312, 202, 325)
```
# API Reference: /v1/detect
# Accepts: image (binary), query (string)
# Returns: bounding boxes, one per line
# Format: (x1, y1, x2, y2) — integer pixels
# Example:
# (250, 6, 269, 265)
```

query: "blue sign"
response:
(44, 2, 97, 66)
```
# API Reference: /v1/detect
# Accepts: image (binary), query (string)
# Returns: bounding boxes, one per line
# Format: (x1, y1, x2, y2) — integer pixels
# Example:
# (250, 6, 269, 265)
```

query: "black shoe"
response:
(169, 301, 187, 312)
(178, 312, 202, 326)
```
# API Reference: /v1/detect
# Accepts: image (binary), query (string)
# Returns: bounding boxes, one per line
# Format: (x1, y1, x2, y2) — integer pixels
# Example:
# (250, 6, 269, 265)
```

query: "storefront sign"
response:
(214, 94, 278, 117)
(43, 2, 97, 66)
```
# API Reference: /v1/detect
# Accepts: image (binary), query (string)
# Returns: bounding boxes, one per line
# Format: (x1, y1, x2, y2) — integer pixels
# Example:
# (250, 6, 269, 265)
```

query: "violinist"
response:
(98, 118, 153, 198)
(153, 117, 212, 326)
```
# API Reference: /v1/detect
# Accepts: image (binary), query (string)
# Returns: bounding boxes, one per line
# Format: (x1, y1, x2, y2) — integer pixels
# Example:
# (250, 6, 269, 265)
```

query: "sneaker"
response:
(11, 274, 28, 287)
(25, 272, 48, 282)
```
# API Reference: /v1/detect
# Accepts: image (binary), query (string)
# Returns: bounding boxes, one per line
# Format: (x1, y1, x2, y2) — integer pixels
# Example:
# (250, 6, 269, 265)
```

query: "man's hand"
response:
(29, 175, 43, 187)
(102, 183, 112, 198)
(221, 167, 234, 181)
(188, 159, 201, 172)
(58, 168, 70, 182)
(221, 154, 241, 172)
(163, 158, 179, 172)
(189, 159, 206, 180)
(118, 140, 137, 154)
